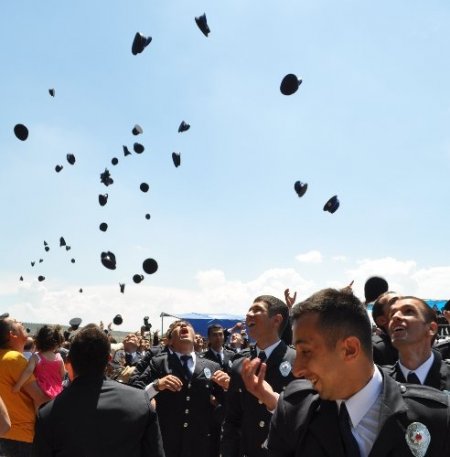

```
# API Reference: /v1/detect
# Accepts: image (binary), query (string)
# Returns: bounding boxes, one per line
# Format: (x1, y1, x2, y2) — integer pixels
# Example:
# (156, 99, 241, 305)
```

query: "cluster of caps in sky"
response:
(12, 11, 340, 306)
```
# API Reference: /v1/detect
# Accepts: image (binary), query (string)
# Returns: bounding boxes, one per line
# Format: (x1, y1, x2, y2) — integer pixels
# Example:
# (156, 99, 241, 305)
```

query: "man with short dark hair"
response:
(266, 288, 450, 457)
(384, 296, 450, 390)
(221, 295, 296, 457)
(33, 324, 165, 457)
(0, 317, 50, 457)
(202, 324, 235, 372)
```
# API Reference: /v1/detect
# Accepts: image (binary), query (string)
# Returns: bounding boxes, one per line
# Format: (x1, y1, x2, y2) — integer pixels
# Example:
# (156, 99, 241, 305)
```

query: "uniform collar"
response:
(256, 340, 281, 360)
(398, 351, 434, 384)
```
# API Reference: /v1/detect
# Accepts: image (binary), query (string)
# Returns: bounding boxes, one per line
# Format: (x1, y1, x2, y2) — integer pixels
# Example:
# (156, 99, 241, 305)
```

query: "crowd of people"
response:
(1, 277, 450, 456)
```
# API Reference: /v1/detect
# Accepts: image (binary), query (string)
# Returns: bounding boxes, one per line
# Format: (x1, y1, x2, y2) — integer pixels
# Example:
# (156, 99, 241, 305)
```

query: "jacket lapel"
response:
(424, 350, 443, 389)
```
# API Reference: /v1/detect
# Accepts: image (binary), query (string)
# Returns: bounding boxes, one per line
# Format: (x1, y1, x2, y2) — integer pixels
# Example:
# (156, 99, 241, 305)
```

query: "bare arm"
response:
(59, 358, 66, 380)
(13, 354, 37, 393)
(22, 381, 51, 409)
(0, 396, 11, 437)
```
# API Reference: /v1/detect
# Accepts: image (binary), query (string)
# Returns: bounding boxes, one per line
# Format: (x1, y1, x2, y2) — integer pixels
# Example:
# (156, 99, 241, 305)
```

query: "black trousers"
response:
(0, 438, 33, 457)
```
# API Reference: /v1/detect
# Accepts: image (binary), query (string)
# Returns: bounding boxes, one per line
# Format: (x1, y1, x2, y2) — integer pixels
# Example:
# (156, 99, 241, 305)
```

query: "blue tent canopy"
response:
(176, 312, 244, 337)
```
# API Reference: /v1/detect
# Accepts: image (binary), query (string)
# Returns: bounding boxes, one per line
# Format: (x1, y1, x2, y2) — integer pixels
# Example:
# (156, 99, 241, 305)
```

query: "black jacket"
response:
(221, 341, 296, 457)
(33, 375, 165, 457)
(267, 371, 450, 457)
(372, 331, 398, 365)
(202, 348, 236, 373)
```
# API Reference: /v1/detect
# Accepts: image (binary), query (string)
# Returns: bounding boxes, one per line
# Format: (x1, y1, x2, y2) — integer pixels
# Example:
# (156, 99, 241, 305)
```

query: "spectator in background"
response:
(13, 325, 65, 399)
(0, 396, 11, 438)
(372, 291, 400, 365)
(23, 337, 35, 361)
(194, 333, 205, 353)
(33, 324, 165, 457)
(0, 316, 50, 457)
(202, 324, 235, 372)
(227, 332, 244, 353)
(384, 296, 450, 390)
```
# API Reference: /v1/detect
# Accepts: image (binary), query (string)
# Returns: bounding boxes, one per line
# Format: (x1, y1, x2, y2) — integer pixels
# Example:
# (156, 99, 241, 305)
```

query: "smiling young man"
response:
(131, 320, 225, 457)
(384, 296, 450, 390)
(267, 288, 450, 457)
(221, 295, 296, 457)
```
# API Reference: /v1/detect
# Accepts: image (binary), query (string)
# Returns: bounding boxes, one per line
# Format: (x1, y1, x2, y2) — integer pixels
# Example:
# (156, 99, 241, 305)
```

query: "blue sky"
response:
(1, 0, 449, 332)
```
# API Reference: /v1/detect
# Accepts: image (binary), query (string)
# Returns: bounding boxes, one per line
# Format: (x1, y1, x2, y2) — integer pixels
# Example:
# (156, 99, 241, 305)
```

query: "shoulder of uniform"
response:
(151, 352, 168, 363)
(399, 383, 449, 406)
(372, 334, 384, 345)
(283, 379, 316, 399)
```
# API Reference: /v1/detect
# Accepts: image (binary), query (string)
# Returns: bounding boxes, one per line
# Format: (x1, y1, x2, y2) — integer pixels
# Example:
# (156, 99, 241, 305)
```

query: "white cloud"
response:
(332, 255, 347, 262)
(296, 250, 323, 264)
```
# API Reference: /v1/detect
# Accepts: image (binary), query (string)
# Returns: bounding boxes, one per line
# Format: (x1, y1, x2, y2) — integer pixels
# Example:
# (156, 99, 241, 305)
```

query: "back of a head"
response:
(364, 276, 389, 303)
(69, 324, 110, 377)
(292, 288, 373, 359)
(253, 295, 289, 336)
(0, 318, 12, 348)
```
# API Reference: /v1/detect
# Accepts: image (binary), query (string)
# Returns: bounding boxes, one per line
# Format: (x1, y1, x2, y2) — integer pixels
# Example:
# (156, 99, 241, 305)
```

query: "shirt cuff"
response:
(145, 382, 159, 399)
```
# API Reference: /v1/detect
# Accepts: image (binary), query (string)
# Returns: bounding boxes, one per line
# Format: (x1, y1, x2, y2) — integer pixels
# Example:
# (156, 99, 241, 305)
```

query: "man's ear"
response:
(341, 336, 361, 361)
(375, 316, 388, 329)
(429, 321, 438, 337)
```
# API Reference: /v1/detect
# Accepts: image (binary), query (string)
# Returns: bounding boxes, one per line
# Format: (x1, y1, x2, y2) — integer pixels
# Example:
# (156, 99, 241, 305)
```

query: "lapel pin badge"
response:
(279, 361, 292, 377)
(405, 422, 431, 457)
(203, 367, 212, 379)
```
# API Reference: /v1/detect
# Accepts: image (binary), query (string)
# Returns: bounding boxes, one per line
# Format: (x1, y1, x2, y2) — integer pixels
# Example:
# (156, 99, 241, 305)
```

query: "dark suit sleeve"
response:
(142, 400, 166, 457)
(129, 357, 159, 389)
(280, 319, 292, 346)
(267, 395, 289, 457)
(129, 351, 153, 385)
(32, 409, 53, 457)
(220, 366, 243, 457)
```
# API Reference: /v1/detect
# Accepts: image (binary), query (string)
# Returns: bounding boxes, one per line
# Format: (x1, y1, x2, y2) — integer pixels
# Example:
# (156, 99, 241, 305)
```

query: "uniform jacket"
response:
(267, 371, 450, 457)
(132, 351, 223, 457)
(383, 349, 450, 391)
(202, 348, 236, 373)
(372, 331, 398, 366)
(32, 375, 165, 457)
(221, 341, 296, 457)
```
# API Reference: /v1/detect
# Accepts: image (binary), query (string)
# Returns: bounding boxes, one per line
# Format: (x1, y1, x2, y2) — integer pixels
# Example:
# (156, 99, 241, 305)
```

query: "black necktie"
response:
(338, 402, 360, 457)
(125, 353, 133, 366)
(407, 371, 421, 384)
(216, 352, 223, 366)
(258, 351, 267, 363)
(180, 355, 193, 380)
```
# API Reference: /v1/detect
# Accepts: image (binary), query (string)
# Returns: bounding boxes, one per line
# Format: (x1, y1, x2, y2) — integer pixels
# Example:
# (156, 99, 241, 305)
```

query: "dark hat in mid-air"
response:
(38, 275, 45, 282)
(19, 276, 23, 281)
(71, 258, 75, 264)
(69, 317, 82, 330)
(65, 245, 71, 251)
(280, 74, 302, 96)
(111, 157, 118, 166)
(60, 237, 66, 247)
(113, 314, 123, 326)
(100, 169, 114, 186)
(323, 195, 340, 214)
(66, 154, 76, 165)
(119, 283, 125, 294)
(31, 261, 35, 267)
(133, 274, 144, 284)
(133, 143, 144, 154)
(143, 258, 158, 275)
(101, 251, 116, 270)
(123, 146, 132, 157)
(140, 182, 149, 193)
(99, 222, 108, 232)
(364, 276, 389, 303)
(195, 14, 210, 37)
(132, 32, 152, 55)
(49, 88, 55, 97)
(132, 124, 143, 136)
(178, 121, 190, 133)
(55, 165, 63, 173)
(99, 194, 108, 206)
(145, 213, 151, 220)
(294, 181, 308, 198)
(14, 124, 29, 141)
(172, 152, 181, 167)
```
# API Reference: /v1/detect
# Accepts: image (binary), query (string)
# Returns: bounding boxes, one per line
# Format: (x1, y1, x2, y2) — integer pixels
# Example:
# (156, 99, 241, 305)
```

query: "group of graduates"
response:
(1, 277, 450, 457)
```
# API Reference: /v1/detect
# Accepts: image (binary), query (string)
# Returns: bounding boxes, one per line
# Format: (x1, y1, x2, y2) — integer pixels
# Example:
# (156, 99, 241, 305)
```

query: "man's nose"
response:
(292, 354, 306, 377)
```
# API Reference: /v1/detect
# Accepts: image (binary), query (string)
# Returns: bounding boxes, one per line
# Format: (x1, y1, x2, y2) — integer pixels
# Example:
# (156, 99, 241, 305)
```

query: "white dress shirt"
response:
(398, 352, 434, 385)
(256, 340, 281, 360)
(337, 366, 383, 457)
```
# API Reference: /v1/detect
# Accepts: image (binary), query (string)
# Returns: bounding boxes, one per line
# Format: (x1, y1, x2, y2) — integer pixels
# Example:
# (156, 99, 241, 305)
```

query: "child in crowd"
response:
(13, 325, 65, 399)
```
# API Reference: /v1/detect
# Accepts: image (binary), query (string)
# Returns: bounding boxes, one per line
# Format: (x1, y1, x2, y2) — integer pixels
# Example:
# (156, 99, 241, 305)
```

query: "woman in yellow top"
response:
(0, 395, 11, 437)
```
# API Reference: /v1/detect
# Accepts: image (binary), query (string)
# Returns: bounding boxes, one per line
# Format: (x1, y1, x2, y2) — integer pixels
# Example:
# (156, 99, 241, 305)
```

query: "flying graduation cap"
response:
(132, 124, 143, 136)
(145, 213, 151, 220)
(66, 154, 76, 165)
(49, 88, 55, 97)
(323, 195, 340, 214)
(131, 32, 152, 55)
(55, 165, 63, 173)
(294, 181, 308, 198)
(140, 182, 149, 193)
(113, 314, 123, 326)
(178, 121, 190, 133)
(101, 251, 116, 270)
(133, 143, 145, 154)
(14, 124, 29, 141)
(123, 146, 132, 157)
(111, 157, 119, 166)
(143, 258, 158, 275)
(280, 74, 302, 96)
(133, 274, 144, 284)
(99, 223, 108, 232)
(98, 194, 108, 206)
(172, 153, 181, 167)
(38, 275, 45, 282)
(195, 14, 210, 37)
(119, 283, 125, 294)
(59, 237, 66, 247)
(100, 169, 114, 186)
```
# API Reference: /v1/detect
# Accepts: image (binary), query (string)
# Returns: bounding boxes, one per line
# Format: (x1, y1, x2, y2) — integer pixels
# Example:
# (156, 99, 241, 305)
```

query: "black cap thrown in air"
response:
(131, 32, 152, 55)
(111, 157, 118, 166)
(143, 258, 158, 275)
(123, 146, 132, 157)
(14, 124, 29, 141)
(364, 277, 389, 303)
(99, 223, 108, 232)
(145, 213, 151, 220)
(172, 152, 181, 167)
(178, 121, 190, 133)
(38, 275, 45, 282)
(134, 143, 145, 154)
(140, 182, 149, 193)
(280, 74, 302, 96)
(60, 237, 66, 247)
(99, 194, 108, 206)
(119, 283, 125, 294)
(113, 314, 123, 325)
(71, 258, 75, 263)
(100, 169, 114, 186)
(66, 154, 76, 165)
(49, 88, 55, 97)
(294, 181, 308, 198)
(132, 124, 143, 136)
(55, 165, 63, 173)
(195, 14, 210, 37)
(133, 274, 144, 284)
(323, 195, 340, 214)
(101, 251, 116, 270)
(69, 317, 82, 330)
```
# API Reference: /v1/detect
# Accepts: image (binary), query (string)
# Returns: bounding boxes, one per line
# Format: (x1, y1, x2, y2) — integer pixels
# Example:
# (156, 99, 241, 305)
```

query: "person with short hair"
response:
(0, 317, 50, 457)
(266, 288, 450, 457)
(384, 296, 450, 390)
(33, 324, 165, 457)
(202, 324, 235, 372)
(221, 295, 296, 457)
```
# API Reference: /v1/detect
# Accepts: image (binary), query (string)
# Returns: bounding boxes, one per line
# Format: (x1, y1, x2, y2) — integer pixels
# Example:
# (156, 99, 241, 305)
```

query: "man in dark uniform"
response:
(33, 325, 165, 457)
(383, 295, 450, 390)
(267, 288, 450, 457)
(221, 295, 296, 457)
(202, 324, 236, 373)
(371, 291, 399, 365)
(131, 320, 225, 457)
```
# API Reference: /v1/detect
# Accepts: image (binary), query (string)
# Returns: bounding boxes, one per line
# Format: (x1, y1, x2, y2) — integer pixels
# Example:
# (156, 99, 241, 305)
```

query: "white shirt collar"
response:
(256, 340, 281, 360)
(174, 351, 196, 364)
(338, 366, 383, 428)
(398, 351, 434, 384)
